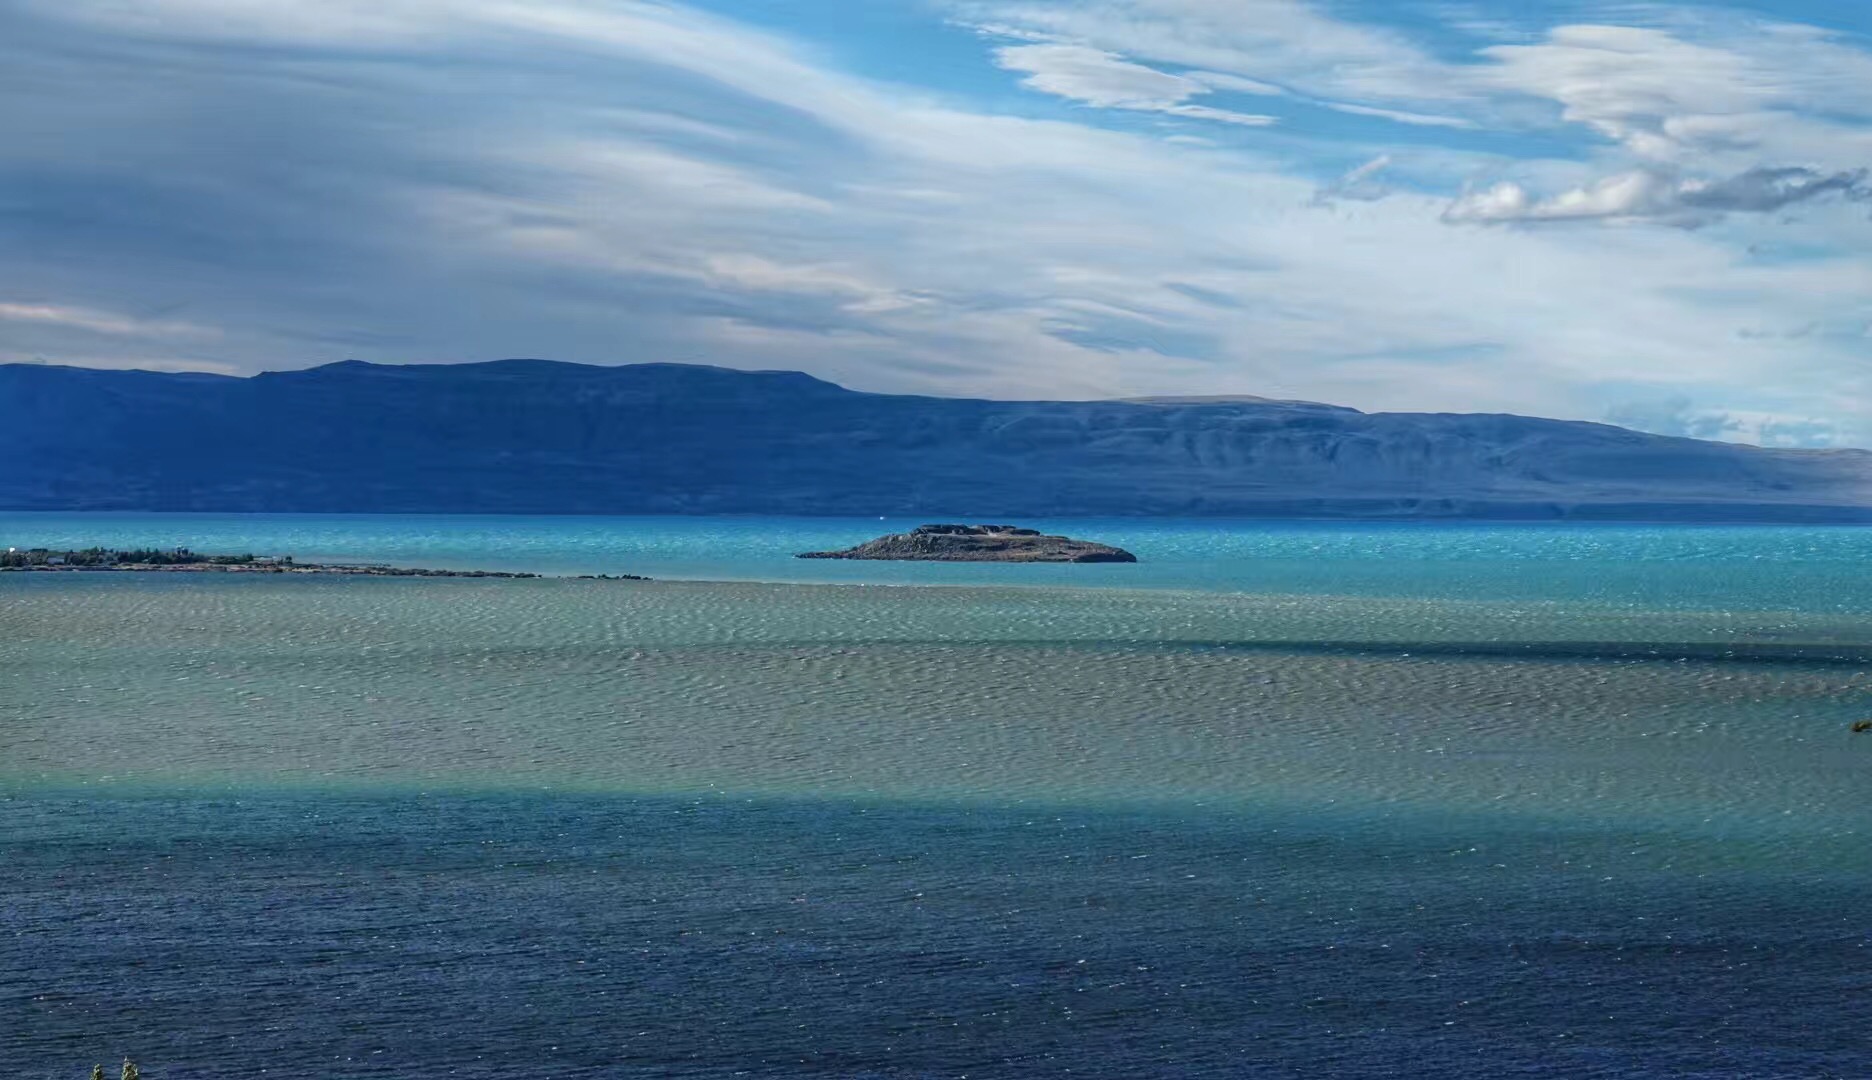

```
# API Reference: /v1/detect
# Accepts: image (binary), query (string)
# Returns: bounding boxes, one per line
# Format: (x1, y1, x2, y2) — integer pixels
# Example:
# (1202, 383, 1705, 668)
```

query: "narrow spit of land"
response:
(0, 547, 648, 580)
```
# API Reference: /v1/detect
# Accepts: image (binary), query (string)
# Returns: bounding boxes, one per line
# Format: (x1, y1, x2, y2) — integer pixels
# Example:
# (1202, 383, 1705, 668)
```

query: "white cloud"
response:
(1314, 154, 1394, 204)
(1444, 172, 1671, 224)
(1480, 25, 1764, 160)
(970, 3, 1872, 232)
(995, 43, 1198, 108)
(5, 0, 1872, 447)
(19, 0, 445, 44)
(957, 0, 1465, 104)
(1156, 104, 1279, 127)
(1453, 20, 1872, 218)
(1324, 103, 1474, 129)
(1605, 396, 1842, 448)
(993, 44, 1277, 125)
(0, 301, 217, 338)
(1478, 22, 1872, 162)
(1187, 71, 1286, 97)
(1445, 166, 1871, 225)
(973, 6, 1498, 142)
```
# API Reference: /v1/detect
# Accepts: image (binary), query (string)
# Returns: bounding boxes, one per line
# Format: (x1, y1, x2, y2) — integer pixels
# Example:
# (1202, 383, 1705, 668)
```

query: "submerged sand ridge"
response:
(798, 524, 1138, 563)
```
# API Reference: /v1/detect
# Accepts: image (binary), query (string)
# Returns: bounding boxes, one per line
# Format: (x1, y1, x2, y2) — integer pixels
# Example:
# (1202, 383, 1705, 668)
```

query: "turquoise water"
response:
(8, 511, 1872, 610)
(3, 516, 1871, 1077)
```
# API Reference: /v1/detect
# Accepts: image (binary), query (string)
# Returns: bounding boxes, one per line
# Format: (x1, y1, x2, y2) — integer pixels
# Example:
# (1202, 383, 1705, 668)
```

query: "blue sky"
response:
(2, 0, 1870, 447)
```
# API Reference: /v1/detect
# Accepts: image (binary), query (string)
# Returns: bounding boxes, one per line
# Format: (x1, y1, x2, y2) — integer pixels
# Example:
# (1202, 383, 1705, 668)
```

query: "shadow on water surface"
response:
(2, 789, 1867, 1079)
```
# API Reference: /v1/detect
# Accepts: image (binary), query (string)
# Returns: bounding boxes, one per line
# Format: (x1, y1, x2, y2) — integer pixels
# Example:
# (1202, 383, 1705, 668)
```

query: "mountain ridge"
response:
(3, 359, 1868, 520)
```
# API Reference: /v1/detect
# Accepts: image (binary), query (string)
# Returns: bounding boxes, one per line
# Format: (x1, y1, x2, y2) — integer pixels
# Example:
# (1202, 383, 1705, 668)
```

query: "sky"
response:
(2, 0, 1870, 447)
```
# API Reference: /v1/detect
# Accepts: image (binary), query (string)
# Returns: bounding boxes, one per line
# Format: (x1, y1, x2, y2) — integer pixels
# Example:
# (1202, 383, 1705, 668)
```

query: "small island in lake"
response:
(0, 546, 641, 579)
(798, 524, 1138, 563)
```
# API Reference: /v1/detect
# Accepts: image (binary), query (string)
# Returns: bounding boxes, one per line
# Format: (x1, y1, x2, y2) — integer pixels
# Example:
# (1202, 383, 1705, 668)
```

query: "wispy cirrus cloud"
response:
(1, 0, 1870, 446)
(964, 2, 1872, 226)
(1313, 155, 1395, 205)
(954, 0, 1465, 104)
(0, 301, 217, 338)
(991, 44, 1278, 126)
(1475, 22, 1872, 163)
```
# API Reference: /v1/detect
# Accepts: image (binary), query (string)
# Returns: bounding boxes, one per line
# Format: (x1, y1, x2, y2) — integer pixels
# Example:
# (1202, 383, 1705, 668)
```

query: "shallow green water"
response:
(5, 573, 1868, 847)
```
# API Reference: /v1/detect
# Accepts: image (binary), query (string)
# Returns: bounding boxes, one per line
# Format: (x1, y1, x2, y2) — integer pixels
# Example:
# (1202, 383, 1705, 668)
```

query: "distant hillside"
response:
(3, 359, 1869, 520)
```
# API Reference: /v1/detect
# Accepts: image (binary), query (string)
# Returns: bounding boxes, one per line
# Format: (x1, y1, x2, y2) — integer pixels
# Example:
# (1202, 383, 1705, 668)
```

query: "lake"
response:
(3, 514, 1868, 1077)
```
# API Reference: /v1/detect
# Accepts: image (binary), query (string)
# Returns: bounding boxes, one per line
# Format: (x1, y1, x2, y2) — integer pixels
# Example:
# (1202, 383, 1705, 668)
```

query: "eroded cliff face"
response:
(3, 358, 1869, 520)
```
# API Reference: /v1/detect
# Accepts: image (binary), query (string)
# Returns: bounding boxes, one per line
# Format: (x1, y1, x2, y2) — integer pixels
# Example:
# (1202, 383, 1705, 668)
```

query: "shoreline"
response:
(0, 548, 650, 580)
(0, 562, 557, 579)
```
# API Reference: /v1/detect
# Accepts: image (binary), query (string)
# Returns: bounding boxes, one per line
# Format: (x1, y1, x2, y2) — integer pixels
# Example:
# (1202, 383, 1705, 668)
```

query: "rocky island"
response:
(798, 524, 1138, 563)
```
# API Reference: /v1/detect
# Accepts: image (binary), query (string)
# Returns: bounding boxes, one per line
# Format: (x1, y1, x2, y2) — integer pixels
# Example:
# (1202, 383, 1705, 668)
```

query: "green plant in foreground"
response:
(85, 1061, 137, 1080)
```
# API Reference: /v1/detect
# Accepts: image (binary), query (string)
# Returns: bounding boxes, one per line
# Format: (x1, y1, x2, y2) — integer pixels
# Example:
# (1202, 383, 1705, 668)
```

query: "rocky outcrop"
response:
(798, 524, 1137, 563)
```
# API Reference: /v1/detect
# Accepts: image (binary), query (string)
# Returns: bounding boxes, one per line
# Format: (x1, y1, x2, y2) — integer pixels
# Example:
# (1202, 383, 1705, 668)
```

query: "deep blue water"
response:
(6, 792, 1866, 1079)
